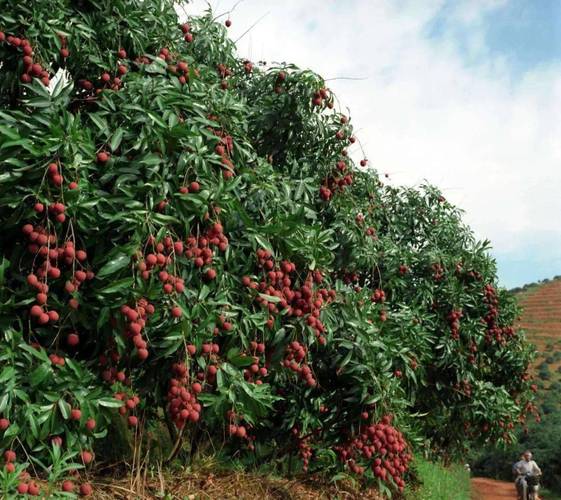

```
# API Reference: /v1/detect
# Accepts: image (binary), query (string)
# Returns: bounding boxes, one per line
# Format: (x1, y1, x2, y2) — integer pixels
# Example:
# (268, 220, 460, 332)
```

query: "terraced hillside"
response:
(516, 277, 561, 389)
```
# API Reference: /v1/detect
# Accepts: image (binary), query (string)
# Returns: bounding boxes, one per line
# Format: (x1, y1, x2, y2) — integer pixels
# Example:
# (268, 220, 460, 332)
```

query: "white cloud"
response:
(182, 0, 561, 284)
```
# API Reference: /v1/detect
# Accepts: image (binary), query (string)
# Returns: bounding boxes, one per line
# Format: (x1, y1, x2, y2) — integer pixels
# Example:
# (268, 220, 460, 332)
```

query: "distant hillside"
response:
(515, 277, 561, 390)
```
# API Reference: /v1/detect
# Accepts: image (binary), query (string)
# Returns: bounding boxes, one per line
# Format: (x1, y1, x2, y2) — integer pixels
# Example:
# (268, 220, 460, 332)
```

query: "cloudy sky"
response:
(184, 0, 561, 289)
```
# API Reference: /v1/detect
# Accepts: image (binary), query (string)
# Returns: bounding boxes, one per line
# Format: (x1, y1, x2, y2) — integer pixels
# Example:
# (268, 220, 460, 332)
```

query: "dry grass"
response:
(87, 466, 383, 499)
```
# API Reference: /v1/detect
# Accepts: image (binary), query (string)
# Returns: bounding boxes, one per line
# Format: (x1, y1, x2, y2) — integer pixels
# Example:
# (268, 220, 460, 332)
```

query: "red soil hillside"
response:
(516, 277, 561, 387)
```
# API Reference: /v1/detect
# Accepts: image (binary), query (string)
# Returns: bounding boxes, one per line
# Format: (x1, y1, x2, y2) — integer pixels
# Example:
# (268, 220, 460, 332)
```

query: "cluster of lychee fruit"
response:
(482, 283, 515, 344)
(244, 251, 335, 344)
(3, 450, 95, 496)
(311, 87, 332, 108)
(447, 308, 463, 340)
(207, 122, 236, 179)
(282, 341, 317, 388)
(216, 63, 232, 90)
(115, 392, 140, 427)
(23, 225, 92, 325)
(242, 341, 268, 385)
(184, 221, 228, 277)
(120, 299, 154, 360)
(291, 426, 313, 472)
(371, 288, 386, 304)
(0, 32, 50, 86)
(431, 262, 445, 282)
(227, 410, 256, 449)
(167, 361, 202, 428)
(181, 22, 194, 43)
(334, 415, 411, 492)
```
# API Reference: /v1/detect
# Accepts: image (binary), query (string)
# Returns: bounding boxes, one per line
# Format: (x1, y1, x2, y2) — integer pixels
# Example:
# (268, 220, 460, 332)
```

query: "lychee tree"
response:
(0, 0, 536, 497)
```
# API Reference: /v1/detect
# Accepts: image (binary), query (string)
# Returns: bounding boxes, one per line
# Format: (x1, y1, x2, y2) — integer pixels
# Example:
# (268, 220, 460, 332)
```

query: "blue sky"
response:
(421, 0, 561, 288)
(187, 0, 561, 289)
(427, 0, 561, 74)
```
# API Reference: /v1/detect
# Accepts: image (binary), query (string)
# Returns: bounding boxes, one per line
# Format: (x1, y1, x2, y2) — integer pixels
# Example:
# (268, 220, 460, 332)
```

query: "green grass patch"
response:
(405, 457, 470, 500)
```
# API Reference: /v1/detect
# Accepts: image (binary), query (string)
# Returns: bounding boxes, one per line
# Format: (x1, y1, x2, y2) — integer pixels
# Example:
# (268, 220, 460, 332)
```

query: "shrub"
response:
(549, 381, 561, 392)
(0, 0, 536, 496)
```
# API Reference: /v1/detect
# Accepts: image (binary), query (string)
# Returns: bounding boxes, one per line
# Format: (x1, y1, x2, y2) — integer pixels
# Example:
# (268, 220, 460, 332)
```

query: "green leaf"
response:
(98, 397, 124, 408)
(97, 253, 131, 279)
(29, 364, 52, 387)
(97, 277, 135, 295)
(0, 256, 9, 286)
(58, 399, 71, 420)
(110, 127, 125, 152)
(258, 293, 281, 304)
(0, 366, 16, 384)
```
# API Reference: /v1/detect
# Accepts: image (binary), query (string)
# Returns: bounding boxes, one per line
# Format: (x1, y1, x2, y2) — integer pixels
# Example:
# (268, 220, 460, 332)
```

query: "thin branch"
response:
(165, 425, 185, 463)
(324, 76, 369, 81)
(234, 12, 270, 44)
(214, 0, 246, 21)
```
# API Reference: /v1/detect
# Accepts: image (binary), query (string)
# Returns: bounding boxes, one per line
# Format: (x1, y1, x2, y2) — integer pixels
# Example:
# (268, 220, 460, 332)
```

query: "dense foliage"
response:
(0, 0, 536, 497)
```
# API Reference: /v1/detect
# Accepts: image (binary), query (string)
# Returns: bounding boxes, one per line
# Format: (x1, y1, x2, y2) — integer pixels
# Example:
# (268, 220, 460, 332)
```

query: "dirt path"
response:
(471, 478, 517, 500)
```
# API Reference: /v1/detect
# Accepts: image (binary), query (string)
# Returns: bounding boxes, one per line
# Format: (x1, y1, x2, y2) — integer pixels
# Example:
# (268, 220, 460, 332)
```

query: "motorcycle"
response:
(521, 472, 541, 500)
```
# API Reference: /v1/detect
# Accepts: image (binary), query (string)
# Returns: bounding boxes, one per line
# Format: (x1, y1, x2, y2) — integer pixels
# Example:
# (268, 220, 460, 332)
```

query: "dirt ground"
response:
(471, 477, 519, 500)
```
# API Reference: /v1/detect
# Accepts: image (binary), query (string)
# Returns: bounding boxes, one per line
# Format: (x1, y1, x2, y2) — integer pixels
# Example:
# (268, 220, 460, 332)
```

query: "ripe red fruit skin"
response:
(96, 151, 109, 164)
(0, 418, 9, 430)
(27, 483, 40, 497)
(171, 306, 182, 318)
(81, 450, 93, 464)
(38, 312, 50, 324)
(225, 19, 232, 27)
(17, 483, 29, 494)
(62, 480, 74, 492)
(189, 181, 200, 192)
(67, 333, 80, 347)
(30, 304, 43, 317)
(85, 418, 96, 431)
(137, 348, 149, 360)
(80, 483, 93, 496)
(128, 415, 138, 427)
(4, 450, 16, 462)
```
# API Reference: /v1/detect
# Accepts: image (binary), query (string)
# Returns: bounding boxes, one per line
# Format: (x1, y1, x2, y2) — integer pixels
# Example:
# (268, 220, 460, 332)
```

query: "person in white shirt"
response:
(513, 450, 542, 499)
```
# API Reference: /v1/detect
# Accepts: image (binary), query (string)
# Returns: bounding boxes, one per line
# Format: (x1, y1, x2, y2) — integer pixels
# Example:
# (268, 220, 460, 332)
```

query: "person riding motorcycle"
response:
(513, 450, 542, 500)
